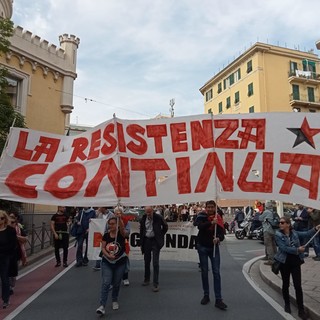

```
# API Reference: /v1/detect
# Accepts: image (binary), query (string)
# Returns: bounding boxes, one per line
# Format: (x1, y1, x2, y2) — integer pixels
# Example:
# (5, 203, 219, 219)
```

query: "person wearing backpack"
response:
(259, 201, 277, 266)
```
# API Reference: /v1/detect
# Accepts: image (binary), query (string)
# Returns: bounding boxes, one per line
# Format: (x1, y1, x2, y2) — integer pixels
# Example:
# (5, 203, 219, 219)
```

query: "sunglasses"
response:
(279, 221, 286, 224)
(0, 217, 5, 220)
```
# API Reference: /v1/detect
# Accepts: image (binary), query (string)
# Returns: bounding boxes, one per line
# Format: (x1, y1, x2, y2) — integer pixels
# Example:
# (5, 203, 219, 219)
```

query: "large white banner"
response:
(88, 220, 199, 262)
(0, 113, 320, 207)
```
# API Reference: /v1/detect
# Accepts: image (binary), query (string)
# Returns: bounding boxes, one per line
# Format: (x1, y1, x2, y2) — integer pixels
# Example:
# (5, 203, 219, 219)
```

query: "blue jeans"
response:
(99, 258, 126, 307)
(313, 232, 320, 256)
(197, 244, 222, 300)
(0, 256, 10, 303)
(76, 233, 88, 264)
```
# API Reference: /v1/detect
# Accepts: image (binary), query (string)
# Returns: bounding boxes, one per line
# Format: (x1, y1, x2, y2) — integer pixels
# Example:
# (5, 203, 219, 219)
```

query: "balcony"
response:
(288, 70, 320, 84)
(289, 93, 320, 108)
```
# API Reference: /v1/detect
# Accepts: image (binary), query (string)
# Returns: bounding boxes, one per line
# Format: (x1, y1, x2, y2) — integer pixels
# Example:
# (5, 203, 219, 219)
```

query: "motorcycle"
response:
(235, 213, 263, 240)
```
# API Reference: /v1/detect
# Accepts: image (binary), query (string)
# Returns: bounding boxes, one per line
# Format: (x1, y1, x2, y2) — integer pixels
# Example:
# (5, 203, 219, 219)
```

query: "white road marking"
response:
(243, 256, 295, 320)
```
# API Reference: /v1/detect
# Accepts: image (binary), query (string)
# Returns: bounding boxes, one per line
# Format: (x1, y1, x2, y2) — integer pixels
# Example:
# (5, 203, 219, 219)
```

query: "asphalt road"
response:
(7, 234, 285, 320)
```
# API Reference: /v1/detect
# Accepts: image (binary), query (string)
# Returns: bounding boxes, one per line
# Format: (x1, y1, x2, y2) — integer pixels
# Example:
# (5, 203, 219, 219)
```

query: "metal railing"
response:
(24, 222, 54, 256)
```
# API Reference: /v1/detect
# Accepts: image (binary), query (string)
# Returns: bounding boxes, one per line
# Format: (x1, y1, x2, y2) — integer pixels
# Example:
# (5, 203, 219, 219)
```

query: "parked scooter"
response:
(235, 211, 262, 240)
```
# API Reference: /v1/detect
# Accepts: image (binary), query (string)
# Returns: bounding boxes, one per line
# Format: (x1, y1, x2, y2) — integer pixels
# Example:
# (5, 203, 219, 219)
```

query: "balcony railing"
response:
(288, 70, 320, 81)
(289, 93, 320, 107)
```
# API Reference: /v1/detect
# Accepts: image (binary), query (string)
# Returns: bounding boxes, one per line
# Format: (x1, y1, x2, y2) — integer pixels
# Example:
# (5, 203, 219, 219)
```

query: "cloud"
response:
(12, 0, 320, 125)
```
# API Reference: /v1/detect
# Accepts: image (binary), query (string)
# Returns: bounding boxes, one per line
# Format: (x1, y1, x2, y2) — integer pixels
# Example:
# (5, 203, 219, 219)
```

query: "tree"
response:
(0, 18, 26, 154)
(0, 18, 26, 211)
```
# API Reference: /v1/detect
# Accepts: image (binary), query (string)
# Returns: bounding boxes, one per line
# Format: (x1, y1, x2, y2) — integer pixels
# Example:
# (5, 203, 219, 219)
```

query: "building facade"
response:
(199, 42, 320, 214)
(200, 42, 320, 115)
(0, 0, 80, 135)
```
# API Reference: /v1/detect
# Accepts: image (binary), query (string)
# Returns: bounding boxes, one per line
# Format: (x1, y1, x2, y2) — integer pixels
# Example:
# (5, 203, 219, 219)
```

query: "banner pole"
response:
(210, 112, 219, 258)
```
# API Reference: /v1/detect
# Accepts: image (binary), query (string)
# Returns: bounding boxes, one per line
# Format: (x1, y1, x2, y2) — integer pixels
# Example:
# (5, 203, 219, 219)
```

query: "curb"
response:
(258, 260, 320, 320)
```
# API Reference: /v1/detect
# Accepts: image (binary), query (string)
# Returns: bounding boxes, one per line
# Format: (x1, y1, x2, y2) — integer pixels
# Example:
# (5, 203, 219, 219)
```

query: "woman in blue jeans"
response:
(96, 217, 127, 316)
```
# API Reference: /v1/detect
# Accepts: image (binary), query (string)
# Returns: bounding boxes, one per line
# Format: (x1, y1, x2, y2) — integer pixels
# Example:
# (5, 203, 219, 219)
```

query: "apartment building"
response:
(200, 42, 320, 115)
(199, 42, 320, 213)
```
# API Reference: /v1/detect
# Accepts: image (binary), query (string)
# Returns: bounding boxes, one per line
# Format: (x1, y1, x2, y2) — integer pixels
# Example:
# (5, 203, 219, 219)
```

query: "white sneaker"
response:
(123, 279, 130, 286)
(96, 305, 105, 315)
(112, 302, 119, 310)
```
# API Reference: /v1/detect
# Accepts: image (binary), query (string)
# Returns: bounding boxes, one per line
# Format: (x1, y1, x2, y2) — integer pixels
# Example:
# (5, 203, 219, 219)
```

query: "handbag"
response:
(70, 210, 84, 237)
(271, 260, 281, 275)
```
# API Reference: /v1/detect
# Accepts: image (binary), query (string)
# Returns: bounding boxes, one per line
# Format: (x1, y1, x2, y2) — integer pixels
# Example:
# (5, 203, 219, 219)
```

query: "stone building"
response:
(0, 0, 80, 213)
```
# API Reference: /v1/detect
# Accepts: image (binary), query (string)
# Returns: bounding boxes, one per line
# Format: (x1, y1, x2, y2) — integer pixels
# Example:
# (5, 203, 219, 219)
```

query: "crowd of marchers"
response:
(1, 201, 320, 320)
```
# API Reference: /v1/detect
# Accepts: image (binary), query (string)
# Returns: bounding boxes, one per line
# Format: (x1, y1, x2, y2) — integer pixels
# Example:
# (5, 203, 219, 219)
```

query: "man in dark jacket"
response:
(193, 200, 227, 310)
(139, 206, 168, 292)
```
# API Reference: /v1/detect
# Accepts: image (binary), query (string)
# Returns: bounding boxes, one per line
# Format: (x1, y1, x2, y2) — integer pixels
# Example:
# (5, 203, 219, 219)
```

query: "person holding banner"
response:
(92, 207, 114, 271)
(139, 206, 168, 292)
(96, 216, 127, 316)
(274, 216, 320, 319)
(75, 207, 96, 267)
(51, 206, 70, 268)
(113, 206, 131, 286)
(193, 200, 227, 310)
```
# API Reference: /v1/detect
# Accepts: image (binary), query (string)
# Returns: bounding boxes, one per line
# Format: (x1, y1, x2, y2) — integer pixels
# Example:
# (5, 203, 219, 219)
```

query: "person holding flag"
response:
(193, 200, 227, 310)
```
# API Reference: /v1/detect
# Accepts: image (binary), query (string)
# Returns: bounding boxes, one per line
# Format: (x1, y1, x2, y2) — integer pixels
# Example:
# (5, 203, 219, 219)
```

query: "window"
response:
(208, 108, 212, 114)
(229, 73, 234, 86)
(290, 61, 298, 76)
(234, 91, 240, 104)
(249, 106, 254, 113)
(292, 84, 300, 100)
(248, 83, 254, 96)
(247, 60, 252, 73)
(3, 71, 29, 116)
(205, 89, 213, 102)
(223, 79, 226, 90)
(235, 68, 241, 81)
(302, 59, 316, 73)
(218, 102, 222, 113)
(226, 97, 231, 108)
(217, 82, 222, 93)
(307, 87, 315, 102)
(5, 77, 19, 111)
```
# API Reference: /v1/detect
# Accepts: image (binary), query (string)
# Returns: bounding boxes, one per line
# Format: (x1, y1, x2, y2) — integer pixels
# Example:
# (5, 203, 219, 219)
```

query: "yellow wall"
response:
(202, 43, 320, 115)
(3, 55, 66, 134)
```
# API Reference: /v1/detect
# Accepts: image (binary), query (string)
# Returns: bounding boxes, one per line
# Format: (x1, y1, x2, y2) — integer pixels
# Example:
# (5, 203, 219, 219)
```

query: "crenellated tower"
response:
(0, 0, 13, 18)
(59, 34, 80, 116)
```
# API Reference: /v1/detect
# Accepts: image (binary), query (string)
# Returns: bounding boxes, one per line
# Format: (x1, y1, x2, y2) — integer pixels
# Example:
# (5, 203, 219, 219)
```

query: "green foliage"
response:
(0, 18, 26, 155)
(0, 18, 25, 211)
(0, 18, 14, 55)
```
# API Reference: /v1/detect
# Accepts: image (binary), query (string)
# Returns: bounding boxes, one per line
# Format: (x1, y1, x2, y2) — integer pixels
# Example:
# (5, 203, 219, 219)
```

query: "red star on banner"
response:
(288, 117, 320, 149)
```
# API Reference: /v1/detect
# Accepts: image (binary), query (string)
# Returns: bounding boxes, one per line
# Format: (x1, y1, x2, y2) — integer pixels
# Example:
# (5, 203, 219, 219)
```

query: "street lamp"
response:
(316, 40, 320, 50)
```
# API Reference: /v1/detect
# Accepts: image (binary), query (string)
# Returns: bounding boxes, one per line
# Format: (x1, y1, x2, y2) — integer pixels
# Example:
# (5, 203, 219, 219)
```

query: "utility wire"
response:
(49, 87, 154, 118)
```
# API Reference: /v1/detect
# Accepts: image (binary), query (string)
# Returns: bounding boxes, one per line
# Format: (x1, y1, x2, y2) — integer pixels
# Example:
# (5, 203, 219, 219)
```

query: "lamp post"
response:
(169, 98, 175, 118)
(316, 40, 320, 50)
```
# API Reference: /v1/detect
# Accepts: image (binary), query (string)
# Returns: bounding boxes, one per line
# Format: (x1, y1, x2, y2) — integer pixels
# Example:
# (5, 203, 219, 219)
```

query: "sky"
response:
(12, 0, 320, 127)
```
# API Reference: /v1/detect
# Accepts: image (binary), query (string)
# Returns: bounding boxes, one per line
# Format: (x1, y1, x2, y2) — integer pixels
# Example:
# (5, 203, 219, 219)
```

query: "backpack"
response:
(270, 211, 280, 229)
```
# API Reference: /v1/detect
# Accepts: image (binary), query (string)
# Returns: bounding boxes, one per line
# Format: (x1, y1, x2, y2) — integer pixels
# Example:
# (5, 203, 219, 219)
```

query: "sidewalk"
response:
(258, 252, 320, 320)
